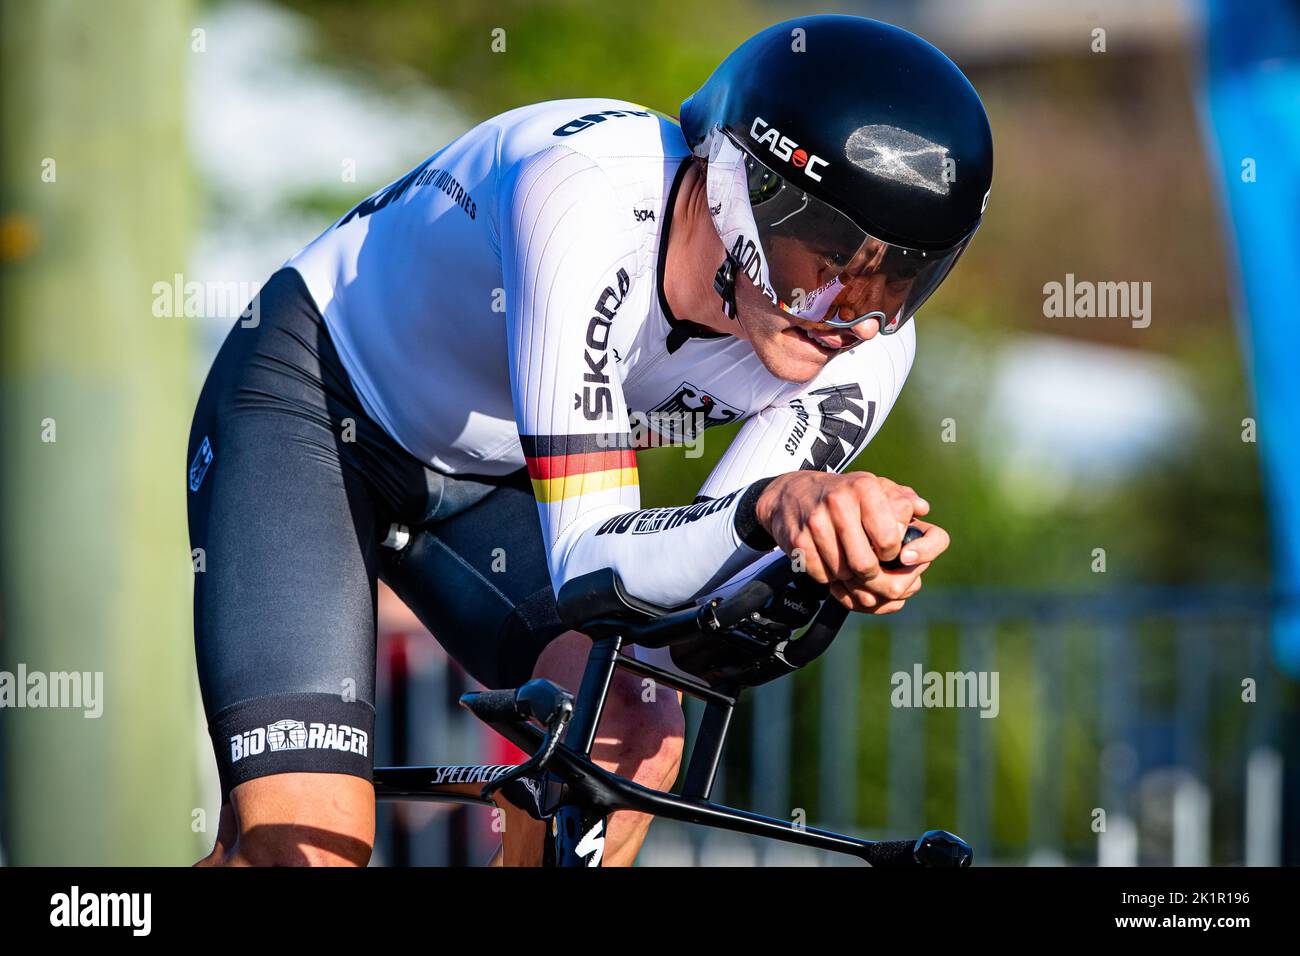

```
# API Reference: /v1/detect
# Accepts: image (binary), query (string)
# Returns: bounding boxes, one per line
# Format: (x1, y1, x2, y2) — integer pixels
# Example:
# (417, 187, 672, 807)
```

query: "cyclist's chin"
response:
(748, 321, 842, 383)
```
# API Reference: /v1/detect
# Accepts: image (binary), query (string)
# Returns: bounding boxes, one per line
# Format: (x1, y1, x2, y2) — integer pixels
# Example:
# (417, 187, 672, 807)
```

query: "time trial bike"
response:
(373, 532, 972, 867)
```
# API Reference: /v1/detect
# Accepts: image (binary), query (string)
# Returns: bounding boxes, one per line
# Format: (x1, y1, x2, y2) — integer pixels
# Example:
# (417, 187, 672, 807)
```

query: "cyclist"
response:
(187, 14, 993, 866)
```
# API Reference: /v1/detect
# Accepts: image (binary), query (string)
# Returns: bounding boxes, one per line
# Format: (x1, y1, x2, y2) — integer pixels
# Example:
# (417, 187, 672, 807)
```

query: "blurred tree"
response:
(281, 0, 760, 119)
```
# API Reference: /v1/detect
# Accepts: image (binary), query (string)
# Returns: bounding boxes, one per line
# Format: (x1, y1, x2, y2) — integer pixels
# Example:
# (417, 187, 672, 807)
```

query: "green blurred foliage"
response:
(280, 0, 773, 118)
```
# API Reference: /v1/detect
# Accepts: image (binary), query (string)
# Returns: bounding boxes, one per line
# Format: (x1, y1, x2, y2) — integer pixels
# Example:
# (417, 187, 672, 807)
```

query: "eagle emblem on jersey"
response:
(646, 382, 743, 443)
(799, 384, 876, 472)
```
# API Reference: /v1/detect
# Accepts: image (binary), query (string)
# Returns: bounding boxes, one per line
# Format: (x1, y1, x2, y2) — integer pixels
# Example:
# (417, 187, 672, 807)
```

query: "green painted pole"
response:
(1, 0, 199, 864)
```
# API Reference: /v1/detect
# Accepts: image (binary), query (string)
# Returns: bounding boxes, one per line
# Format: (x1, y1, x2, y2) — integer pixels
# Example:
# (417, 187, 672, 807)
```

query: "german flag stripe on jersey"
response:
(520, 433, 638, 503)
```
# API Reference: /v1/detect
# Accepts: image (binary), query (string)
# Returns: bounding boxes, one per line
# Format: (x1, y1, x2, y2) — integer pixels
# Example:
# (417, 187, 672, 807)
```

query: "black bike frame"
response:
(375, 561, 968, 867)
(375, 635, 907, 865)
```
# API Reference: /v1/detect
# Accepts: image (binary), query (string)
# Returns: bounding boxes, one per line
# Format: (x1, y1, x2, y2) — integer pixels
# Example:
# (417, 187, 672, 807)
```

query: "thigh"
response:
(188, 270, 392, 801)
(381, 476, 567, 689)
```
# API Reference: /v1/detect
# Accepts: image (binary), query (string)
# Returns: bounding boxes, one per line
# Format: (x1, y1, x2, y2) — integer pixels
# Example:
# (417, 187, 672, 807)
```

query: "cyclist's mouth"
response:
(790, 324, 857, 355)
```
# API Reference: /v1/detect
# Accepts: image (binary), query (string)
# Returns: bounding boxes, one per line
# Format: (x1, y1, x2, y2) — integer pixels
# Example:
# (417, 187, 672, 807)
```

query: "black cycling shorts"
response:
(186, 268, 567, 801)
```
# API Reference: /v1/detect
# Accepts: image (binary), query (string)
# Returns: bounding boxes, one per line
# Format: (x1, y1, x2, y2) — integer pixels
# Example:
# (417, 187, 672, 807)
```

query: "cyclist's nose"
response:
(836, 274, 885, 332)
(849, 315, 881, 341)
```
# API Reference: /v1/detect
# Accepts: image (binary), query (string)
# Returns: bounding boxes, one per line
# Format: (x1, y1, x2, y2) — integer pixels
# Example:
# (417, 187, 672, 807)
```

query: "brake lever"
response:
(479, 695, 574, 803)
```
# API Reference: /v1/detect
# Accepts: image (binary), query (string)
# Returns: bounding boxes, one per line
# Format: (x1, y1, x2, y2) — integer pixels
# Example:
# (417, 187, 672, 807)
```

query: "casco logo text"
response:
(750, 117, 828, 181)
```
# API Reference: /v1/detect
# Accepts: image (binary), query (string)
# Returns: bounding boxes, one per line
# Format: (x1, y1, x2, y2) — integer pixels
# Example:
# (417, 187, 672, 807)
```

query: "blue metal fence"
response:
(681, 588, 1287, 866)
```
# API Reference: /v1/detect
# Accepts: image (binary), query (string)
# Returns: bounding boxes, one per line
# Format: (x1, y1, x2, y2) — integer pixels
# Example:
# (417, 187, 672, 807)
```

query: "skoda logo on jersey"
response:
(648, 382, 743, 442)
(750, 117, 829, 182)
(576, 268, 631, 421)
(727, 234, 782, 311)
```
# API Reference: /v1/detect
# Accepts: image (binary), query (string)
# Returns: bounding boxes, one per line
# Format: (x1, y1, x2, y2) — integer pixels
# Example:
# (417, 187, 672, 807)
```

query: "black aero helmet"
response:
(681, 14, 993, 333)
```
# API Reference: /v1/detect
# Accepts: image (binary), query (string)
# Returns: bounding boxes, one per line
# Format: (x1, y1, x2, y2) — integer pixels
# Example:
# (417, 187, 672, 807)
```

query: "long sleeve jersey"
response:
(286, 98, 916, 607)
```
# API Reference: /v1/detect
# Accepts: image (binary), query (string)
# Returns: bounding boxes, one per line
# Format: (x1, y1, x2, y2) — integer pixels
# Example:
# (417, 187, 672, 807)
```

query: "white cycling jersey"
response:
(286, 98, 915, 607)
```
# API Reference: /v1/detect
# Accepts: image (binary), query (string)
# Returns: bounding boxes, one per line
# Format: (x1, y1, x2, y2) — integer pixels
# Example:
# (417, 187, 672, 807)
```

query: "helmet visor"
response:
(705, 130, 970, 333)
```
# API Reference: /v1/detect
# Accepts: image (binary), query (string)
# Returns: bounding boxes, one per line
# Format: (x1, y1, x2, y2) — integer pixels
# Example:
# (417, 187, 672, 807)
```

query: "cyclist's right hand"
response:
(754, 471, 932, 602)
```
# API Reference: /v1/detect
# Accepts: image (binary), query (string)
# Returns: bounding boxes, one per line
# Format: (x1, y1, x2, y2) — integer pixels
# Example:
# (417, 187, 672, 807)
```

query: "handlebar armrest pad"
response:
(556, 569, 681, 631)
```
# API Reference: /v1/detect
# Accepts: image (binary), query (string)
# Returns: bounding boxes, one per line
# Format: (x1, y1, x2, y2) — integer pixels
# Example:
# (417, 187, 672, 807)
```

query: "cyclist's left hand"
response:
(827, 518, 949, 614)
